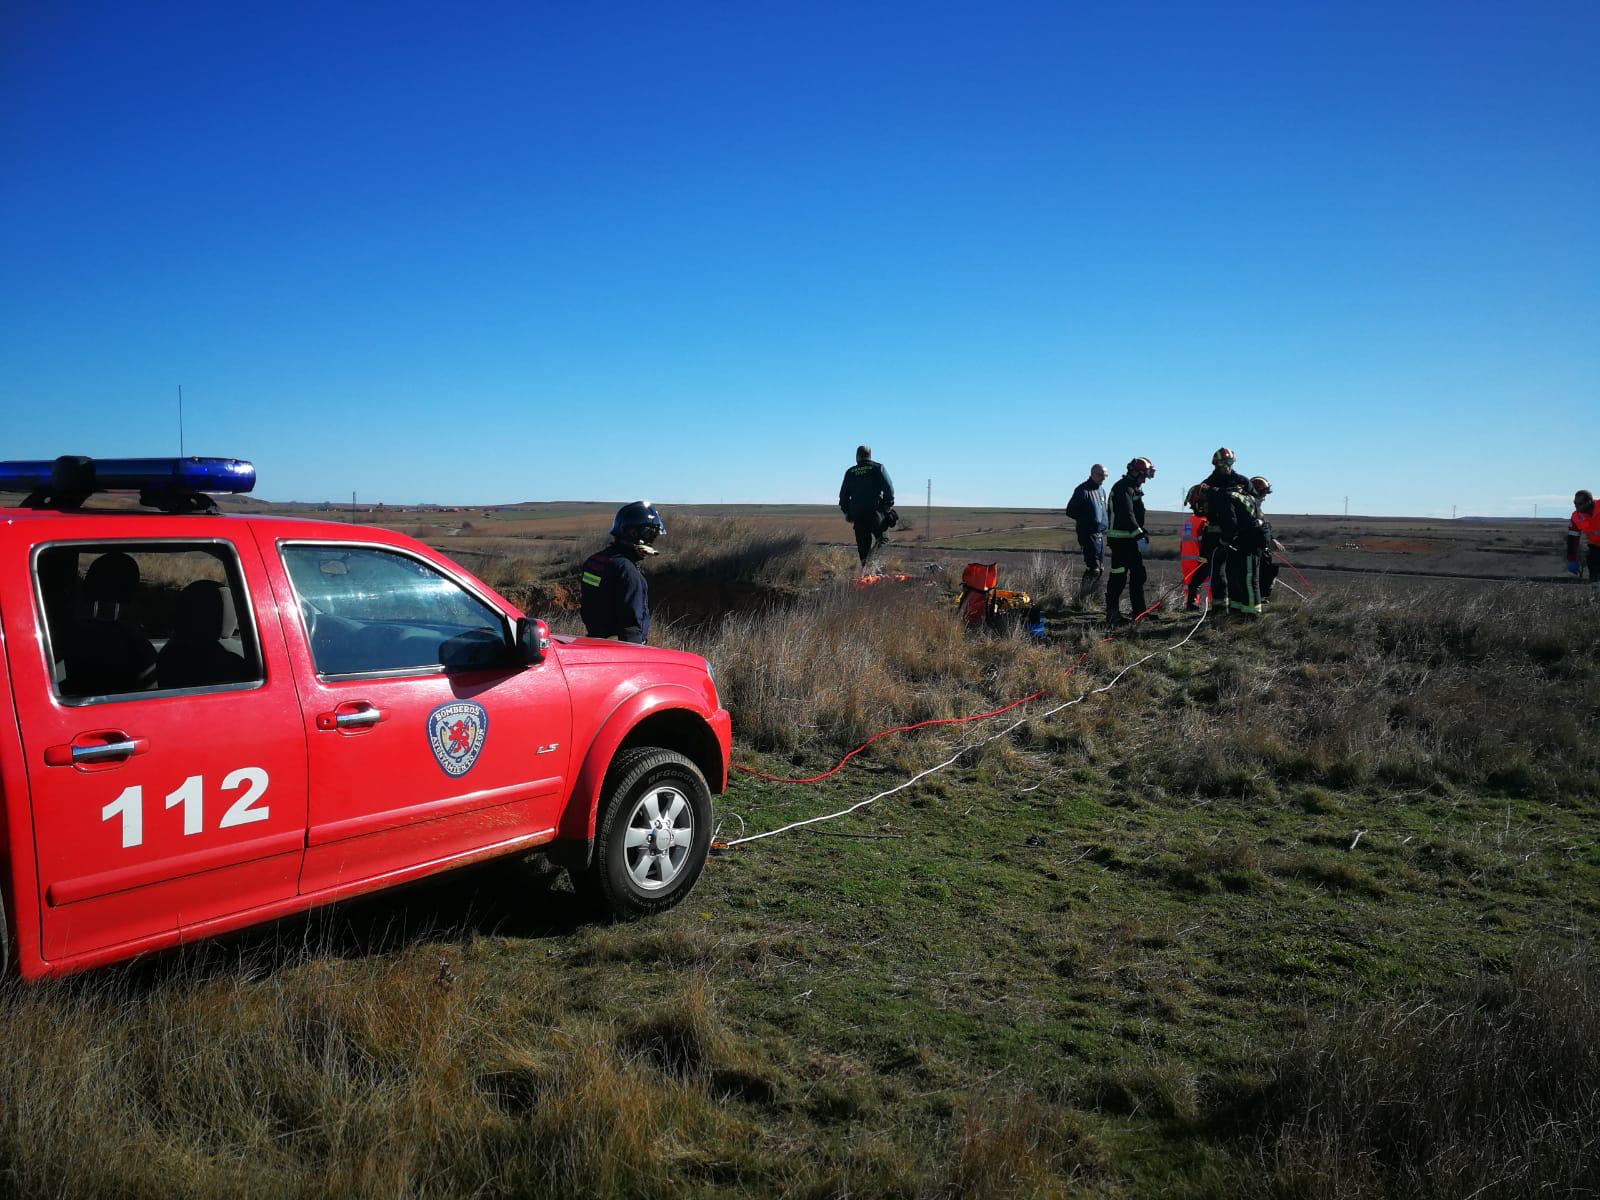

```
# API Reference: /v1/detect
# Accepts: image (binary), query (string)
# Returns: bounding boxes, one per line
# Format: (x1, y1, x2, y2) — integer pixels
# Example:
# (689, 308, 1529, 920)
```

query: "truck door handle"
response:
(44, 734, 150, 767)
(316, 702, 383, 731)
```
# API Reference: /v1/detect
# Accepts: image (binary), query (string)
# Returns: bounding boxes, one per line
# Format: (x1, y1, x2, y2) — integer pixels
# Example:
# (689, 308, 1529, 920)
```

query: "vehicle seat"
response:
(157, 581, 253, 689)
(61, 552, 158, 697)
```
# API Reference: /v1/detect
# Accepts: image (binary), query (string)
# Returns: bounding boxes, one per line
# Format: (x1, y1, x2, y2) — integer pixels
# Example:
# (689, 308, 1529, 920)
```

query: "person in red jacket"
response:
(1566, 490, 1600, 583)
(1180, 483, 1209, 610)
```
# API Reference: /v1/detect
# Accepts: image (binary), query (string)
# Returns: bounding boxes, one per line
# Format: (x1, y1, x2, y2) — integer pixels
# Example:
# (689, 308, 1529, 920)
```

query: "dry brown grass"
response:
(0, 948, 766, 1199)
(1239, 949, 1600, 1199)
(668, 582, 1084, 754)
(1120, 585, 1600, 802)
(951, 1094, 1106, 1199)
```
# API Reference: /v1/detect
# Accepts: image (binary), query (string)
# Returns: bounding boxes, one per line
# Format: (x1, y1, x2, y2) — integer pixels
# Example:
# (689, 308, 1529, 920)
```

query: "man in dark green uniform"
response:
(839, 445, 895, 569)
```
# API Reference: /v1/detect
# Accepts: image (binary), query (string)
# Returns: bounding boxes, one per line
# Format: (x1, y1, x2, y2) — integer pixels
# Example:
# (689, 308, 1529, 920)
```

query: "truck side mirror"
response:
(515, 616, 551, 665)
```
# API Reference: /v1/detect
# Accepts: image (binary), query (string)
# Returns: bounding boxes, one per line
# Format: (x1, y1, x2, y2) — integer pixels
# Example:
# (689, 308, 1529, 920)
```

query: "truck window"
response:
(281, 544, 509, 677)
(35, 543, 264, 701)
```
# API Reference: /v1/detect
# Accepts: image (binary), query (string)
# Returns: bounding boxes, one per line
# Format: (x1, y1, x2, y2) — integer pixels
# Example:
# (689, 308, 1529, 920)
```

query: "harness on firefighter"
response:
(958, 562, 1043, 637)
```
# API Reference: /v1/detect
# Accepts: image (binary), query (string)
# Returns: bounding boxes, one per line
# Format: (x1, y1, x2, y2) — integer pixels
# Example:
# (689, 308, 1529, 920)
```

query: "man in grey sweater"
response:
(1065, 464, 1108, 601)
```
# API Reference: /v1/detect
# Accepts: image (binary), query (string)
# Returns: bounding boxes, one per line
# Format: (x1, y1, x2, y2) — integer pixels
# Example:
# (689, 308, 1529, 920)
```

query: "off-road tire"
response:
(571, 747, 712, 918)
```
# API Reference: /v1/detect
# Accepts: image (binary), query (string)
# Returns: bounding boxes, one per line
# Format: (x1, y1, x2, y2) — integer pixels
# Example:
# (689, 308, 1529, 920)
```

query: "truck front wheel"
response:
(573, 747, 712, 917)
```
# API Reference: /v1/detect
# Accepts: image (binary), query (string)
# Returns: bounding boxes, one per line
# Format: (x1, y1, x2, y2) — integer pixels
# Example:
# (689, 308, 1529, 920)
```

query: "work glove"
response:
(1137, 537, 1150, 554)
(1568, 561, 1581, 575)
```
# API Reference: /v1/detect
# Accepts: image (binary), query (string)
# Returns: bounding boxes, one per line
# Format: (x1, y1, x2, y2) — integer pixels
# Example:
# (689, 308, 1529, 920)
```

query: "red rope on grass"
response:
(1273, 547, 1318, 597)
(1132, 581, 1185, 623)
(733, 578, 1186, 785)
(732, 690, 1048, 784)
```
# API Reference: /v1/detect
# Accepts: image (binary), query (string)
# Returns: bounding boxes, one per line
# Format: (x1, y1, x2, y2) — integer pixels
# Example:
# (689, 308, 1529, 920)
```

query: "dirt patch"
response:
(1355, 537, 1448, 555)
(649, 574, 792, 628)
(524, 582, 578, 613)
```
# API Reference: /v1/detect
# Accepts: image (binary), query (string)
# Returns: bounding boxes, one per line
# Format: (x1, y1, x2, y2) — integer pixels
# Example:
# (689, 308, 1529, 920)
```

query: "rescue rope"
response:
(731, 577, 1187, 785)
(714, 600, 1210, 851)
(731, 692, 1047, 785)
(1273, 545, 1318, 597)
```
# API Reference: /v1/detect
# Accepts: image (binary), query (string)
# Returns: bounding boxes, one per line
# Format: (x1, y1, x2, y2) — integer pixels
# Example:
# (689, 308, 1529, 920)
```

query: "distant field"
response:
(225, 496, 1578, 585)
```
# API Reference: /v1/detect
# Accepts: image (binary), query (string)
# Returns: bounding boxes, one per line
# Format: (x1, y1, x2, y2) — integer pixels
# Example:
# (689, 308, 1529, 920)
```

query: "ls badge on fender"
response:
(427, 701, 489, 777)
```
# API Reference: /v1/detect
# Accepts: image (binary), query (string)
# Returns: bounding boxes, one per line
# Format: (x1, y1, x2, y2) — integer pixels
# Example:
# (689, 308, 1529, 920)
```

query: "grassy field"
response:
(2, 522, 1596, 1198)
(223, 493, 1578, 586)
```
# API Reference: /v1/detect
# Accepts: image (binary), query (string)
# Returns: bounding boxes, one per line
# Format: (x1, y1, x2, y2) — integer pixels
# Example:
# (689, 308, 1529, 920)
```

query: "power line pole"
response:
(352, 491, 357, 524)
(925, 479, 932, 542)
(1344, 496, 1348, 518)
(1451, 504, 1457, 520)
(178, 384, 185, 457)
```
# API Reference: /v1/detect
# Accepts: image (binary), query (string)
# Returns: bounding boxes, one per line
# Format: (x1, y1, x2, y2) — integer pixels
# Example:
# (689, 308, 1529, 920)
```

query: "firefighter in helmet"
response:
(1105, 457, 1154, 626)
(1221, 480, 1268, 617)
(1250, 475, 1279, 603)
(579, 501, 664, 644)
(1200, 447, 1250, 612)
(1567, 490, 1600, 584)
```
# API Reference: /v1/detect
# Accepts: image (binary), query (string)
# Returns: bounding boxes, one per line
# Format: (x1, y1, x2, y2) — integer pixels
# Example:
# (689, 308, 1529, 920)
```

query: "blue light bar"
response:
(0, 456, 256, 495)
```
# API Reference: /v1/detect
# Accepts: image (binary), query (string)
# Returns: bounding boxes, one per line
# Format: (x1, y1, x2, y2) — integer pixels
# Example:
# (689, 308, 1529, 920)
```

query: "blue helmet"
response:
(610, 500, 665, 544)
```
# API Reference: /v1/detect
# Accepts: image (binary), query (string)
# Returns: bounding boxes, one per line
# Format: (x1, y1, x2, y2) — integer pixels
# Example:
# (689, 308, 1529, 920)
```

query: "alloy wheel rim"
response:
(622, 784, 694, 891)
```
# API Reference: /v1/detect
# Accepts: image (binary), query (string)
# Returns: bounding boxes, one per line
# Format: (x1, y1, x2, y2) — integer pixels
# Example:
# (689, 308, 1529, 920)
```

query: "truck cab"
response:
(0, 457, 730, 978)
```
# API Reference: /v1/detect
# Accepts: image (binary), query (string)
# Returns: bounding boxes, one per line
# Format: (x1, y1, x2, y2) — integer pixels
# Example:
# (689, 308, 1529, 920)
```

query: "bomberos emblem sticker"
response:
(427, 701, 489, 777)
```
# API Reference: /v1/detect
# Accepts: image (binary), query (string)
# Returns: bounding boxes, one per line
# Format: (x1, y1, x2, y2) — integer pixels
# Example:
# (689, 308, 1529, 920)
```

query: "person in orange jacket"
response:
(1180, 483, 1209, 610)
(1566, 490, 1600, 584)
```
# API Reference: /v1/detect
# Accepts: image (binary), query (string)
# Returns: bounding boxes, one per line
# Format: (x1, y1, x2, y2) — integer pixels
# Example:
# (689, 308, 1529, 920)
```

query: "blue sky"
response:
(2, 2, 1595, 516)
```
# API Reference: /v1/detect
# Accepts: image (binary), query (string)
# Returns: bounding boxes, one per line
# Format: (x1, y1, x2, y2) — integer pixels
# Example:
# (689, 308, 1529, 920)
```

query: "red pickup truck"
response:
(0, 457, 731, 979)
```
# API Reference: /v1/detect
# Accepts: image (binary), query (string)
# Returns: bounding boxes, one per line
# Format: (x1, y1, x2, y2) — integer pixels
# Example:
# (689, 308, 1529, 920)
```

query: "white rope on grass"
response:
(719, 602, 1211, 849)
(1276, 579, 1309, 601)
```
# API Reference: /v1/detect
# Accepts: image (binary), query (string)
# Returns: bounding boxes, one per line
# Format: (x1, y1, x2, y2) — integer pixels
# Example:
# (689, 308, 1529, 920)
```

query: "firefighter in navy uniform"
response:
(1249, 476, 1280, 603)
(1200, 447, 1251, 613)
(1566, 491, 1600, 585)
(839, 444, 895, 568)
(580, 501, 664, 644)
(1105, 457, 1155, 627)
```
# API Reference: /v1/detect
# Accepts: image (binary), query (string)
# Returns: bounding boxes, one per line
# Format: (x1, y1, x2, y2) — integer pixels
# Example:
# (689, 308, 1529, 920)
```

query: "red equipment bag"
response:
(959, 562, 999, 627)
(961, 562, 999, 591)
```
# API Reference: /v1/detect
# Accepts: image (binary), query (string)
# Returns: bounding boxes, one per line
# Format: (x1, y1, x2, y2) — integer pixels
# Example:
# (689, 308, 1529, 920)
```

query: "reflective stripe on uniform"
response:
(581, 571, 603, 587)
(1110, 566, 1126, 574)
(1105, 529, 1140, 539)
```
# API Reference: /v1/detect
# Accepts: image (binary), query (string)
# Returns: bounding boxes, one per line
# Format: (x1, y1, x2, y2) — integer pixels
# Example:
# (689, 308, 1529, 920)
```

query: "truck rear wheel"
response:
(573, 747, 712, 918)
